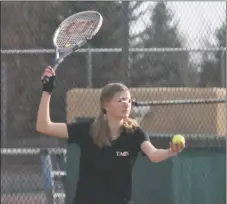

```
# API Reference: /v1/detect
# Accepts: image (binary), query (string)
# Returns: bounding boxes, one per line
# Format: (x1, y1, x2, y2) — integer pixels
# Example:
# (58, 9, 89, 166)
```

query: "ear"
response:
(102, 108, 107, 114)
(102, 101, 109, 111)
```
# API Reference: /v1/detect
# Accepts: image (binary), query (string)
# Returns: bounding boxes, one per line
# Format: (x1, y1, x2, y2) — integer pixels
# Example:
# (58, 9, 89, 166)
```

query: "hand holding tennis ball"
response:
(169, 134, 185, 155)
(172, 134, 185, 145)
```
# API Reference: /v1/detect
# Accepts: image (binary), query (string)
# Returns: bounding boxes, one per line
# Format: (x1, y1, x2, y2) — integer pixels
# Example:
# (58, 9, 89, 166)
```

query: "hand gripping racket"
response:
(42, 10, 103, 84)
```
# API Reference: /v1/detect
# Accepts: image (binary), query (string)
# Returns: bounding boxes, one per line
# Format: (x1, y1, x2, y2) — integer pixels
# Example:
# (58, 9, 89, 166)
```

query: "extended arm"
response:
(141, 140, 184, 163)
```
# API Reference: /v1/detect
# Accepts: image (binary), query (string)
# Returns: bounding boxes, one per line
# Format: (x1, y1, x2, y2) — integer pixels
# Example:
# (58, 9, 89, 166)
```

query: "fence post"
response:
(87, 44, 93, 88)
(121, 1, 129, 85)
(1, 62, 7, 146)
(40, 149, 54, 204)
(220, 49, 226, 87)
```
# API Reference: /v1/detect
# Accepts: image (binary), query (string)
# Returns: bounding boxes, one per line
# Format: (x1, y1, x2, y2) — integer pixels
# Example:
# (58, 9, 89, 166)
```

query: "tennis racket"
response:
(42, 10, 103, 84)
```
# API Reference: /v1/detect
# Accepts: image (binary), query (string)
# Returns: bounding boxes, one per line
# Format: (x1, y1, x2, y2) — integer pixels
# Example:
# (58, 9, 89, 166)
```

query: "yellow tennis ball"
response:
(172, 134, 185, 145)
(65, 43, 70, 48)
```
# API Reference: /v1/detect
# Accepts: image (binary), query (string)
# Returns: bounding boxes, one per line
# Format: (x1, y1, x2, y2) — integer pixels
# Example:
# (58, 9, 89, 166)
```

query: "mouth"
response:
(123, 109, 130, 114)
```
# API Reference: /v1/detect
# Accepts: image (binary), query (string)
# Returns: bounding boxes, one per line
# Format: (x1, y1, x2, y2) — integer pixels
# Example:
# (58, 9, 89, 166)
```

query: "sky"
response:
(131, 1, 226, 49)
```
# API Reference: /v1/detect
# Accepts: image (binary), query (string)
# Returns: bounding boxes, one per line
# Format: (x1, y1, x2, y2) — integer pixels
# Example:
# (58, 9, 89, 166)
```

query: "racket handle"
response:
(51, 58, 64, 70)
(51, 49, 62, 70)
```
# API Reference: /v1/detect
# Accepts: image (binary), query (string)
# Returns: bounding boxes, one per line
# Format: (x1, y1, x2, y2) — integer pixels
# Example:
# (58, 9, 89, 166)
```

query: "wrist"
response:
(41, 76, 56, 94)
(42, 91, 52, 96)
(167, 148, 177, 158)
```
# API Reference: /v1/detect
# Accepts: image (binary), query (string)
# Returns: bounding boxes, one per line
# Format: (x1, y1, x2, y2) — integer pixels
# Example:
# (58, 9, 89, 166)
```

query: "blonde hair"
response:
(90, 83, 139, 148)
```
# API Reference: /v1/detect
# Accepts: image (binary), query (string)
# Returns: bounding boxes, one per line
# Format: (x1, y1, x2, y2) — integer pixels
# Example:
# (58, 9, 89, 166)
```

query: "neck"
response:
(106, 113, 124, 137)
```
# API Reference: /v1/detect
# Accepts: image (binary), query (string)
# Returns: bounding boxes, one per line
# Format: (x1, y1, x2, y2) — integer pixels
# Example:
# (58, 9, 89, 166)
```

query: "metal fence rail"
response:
(1, 47, 226, 54)
(1, 148, 66, 155)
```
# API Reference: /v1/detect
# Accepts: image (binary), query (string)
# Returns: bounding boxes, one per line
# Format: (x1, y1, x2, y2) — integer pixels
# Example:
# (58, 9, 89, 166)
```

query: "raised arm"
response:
(36, 66, 69, 139)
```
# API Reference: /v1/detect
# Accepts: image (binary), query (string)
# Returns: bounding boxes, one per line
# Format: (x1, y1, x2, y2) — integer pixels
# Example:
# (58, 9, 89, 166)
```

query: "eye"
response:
(117, 98, 123, 102)
(117, 98, 132, 103)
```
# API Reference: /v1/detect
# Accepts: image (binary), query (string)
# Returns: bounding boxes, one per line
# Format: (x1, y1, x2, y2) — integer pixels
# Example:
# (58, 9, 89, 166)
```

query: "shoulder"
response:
(122, 126, 150, 154)
(131, 126, 150, 144)
(67, 118, 94, 144)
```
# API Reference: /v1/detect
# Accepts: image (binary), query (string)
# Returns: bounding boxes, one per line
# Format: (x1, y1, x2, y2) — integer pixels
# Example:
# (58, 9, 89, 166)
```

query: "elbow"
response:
(36, 124, 44, 134)
(147, 151, 163, 163)
(36, 121, 48, 135)
(148, 157, 161, 163)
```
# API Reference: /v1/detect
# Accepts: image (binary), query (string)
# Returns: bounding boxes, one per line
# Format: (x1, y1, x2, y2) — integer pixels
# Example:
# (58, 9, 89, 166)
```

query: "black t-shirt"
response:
(67, 119, 149, 204)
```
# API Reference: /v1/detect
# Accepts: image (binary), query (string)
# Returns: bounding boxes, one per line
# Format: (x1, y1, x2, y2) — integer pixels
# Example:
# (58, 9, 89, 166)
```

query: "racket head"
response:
(53, 10, 103, 50)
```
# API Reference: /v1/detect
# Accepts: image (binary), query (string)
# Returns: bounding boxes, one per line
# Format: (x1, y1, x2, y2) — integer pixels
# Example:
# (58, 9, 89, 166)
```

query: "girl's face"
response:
(105, 90, 132, 119)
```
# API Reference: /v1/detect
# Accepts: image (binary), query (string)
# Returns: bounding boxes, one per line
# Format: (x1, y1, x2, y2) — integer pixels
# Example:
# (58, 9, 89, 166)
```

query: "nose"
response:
(123, 101, 130, 108)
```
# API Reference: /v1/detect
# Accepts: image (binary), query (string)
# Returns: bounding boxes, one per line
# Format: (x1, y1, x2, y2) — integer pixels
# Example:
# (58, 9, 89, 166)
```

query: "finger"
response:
(179, 143, 185, 152)
(174, 145, 178, 153)
(44, 69, 54, 75)
(169, 142, 174, 151)
(43, 71, 53, 76)
(170, 142, 177, 153)
(42, 67, 55, 77)
(169, 142, 175, 152)
(176, 144, 182, 152)
(181, 142, 185, 149)
(43, 70, 54, 76)
(43, 68, 56, 78)
(41, 73, 52, 80)
(46, 66, 56, 75)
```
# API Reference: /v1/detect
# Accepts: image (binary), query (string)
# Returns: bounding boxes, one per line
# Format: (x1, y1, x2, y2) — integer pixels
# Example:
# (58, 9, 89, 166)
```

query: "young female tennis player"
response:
(36, 66, 185, 204)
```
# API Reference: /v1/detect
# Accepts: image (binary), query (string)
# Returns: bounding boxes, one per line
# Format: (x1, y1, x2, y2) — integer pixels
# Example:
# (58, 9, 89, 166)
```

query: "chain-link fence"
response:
(1, 1, 226, 204)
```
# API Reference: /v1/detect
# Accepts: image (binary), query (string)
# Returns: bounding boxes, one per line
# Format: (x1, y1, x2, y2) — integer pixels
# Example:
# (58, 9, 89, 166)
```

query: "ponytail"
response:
(90, 110, 112, 148)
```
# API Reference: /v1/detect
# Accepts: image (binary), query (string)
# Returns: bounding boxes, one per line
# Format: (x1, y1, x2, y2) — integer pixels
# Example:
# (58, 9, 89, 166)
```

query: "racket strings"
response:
(55, 14, 100, 49)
